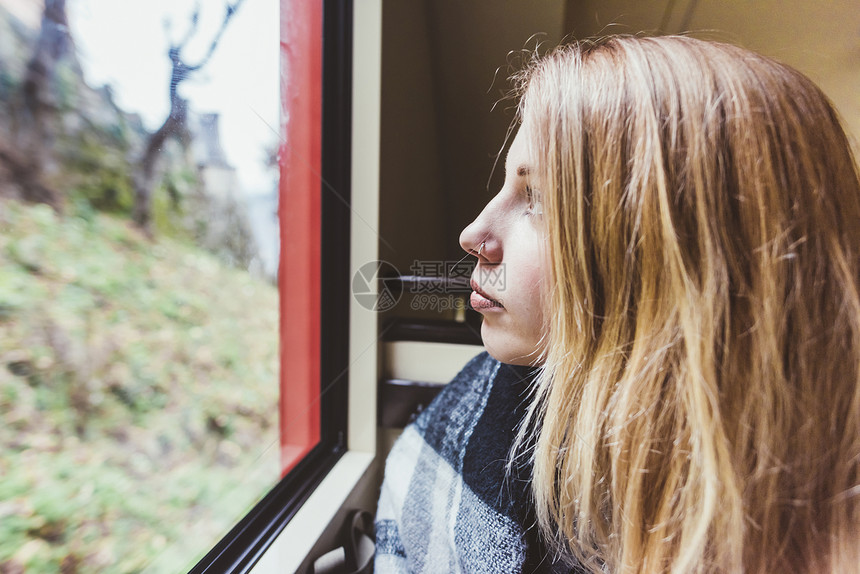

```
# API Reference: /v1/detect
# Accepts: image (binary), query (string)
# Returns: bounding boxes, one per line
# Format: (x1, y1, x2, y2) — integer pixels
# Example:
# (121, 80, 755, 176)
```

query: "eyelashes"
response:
(525, 185, 543, 216)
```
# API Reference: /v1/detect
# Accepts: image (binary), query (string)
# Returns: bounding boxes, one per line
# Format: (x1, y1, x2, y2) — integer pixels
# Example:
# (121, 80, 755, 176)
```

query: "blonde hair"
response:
(516, 36, 860, 573)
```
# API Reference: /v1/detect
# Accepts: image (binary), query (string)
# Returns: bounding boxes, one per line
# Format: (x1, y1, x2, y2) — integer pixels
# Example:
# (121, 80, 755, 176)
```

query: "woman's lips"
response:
(470, 291, 504, 310)
(470, 280, 504, 311)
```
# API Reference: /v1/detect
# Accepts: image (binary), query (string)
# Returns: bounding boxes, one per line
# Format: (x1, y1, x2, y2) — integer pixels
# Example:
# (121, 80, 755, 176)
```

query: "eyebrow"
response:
(516, 165, 531, 177)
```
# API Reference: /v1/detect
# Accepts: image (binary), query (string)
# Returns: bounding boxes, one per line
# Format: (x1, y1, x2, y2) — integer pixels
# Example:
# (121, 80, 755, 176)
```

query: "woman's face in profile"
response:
(459, 125, 547, 366)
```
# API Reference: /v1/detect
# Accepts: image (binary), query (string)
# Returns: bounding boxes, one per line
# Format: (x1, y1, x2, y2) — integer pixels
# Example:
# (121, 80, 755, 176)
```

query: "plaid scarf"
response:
(375, 352, 574, 573)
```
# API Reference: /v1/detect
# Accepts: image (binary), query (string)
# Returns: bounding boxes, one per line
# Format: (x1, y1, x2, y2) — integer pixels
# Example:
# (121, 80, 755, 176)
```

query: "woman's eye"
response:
(525, 186, 543, 216)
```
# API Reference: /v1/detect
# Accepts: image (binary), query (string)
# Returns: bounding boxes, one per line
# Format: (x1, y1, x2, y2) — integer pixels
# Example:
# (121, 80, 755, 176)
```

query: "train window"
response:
(0, 0, 350, 572)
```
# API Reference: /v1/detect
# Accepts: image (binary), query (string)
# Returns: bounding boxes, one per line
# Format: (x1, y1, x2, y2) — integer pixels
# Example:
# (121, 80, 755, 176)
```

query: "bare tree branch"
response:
(185, 0, 246, 72)
(132, 0, 246, 232)
(171, 1, 201, 53)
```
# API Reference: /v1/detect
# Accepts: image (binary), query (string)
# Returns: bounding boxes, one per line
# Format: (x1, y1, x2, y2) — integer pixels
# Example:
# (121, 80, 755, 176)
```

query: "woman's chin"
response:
(480, 323, 543, 366)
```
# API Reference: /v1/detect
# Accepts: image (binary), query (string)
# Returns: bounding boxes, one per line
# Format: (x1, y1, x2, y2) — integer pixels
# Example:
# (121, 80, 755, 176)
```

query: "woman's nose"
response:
(461, 189, 509, 261)
(459, 208, 498, 261)
(459, 218, 483, 257)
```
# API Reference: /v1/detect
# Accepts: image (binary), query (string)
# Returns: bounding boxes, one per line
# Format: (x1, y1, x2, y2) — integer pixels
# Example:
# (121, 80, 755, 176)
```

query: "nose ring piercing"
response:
(478, 242, 485, 256)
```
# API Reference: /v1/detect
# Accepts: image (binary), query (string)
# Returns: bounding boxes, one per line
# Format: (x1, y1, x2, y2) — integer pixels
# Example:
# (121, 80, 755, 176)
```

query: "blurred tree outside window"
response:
(0, 0, 282, 571)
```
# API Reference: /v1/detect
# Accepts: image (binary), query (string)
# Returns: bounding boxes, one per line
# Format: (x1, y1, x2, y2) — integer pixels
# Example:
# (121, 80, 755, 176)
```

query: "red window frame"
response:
(279, 0, 323, 476)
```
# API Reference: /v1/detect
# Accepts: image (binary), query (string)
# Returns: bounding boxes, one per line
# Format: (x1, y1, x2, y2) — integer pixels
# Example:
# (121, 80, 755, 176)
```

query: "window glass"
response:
(0, 1, 288, 572)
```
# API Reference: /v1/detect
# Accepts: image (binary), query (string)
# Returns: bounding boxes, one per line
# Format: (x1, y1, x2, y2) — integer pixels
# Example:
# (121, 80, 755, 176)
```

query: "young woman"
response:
(376, 35, 860, 573)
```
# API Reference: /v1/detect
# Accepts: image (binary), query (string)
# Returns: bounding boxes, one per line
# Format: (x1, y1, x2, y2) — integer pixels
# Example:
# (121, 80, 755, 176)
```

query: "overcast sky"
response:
(68, 0, 279, 195)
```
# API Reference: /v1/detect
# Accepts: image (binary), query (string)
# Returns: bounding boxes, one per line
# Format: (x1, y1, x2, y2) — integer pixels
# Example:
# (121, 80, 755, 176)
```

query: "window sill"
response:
(249, 450, 376, 574)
